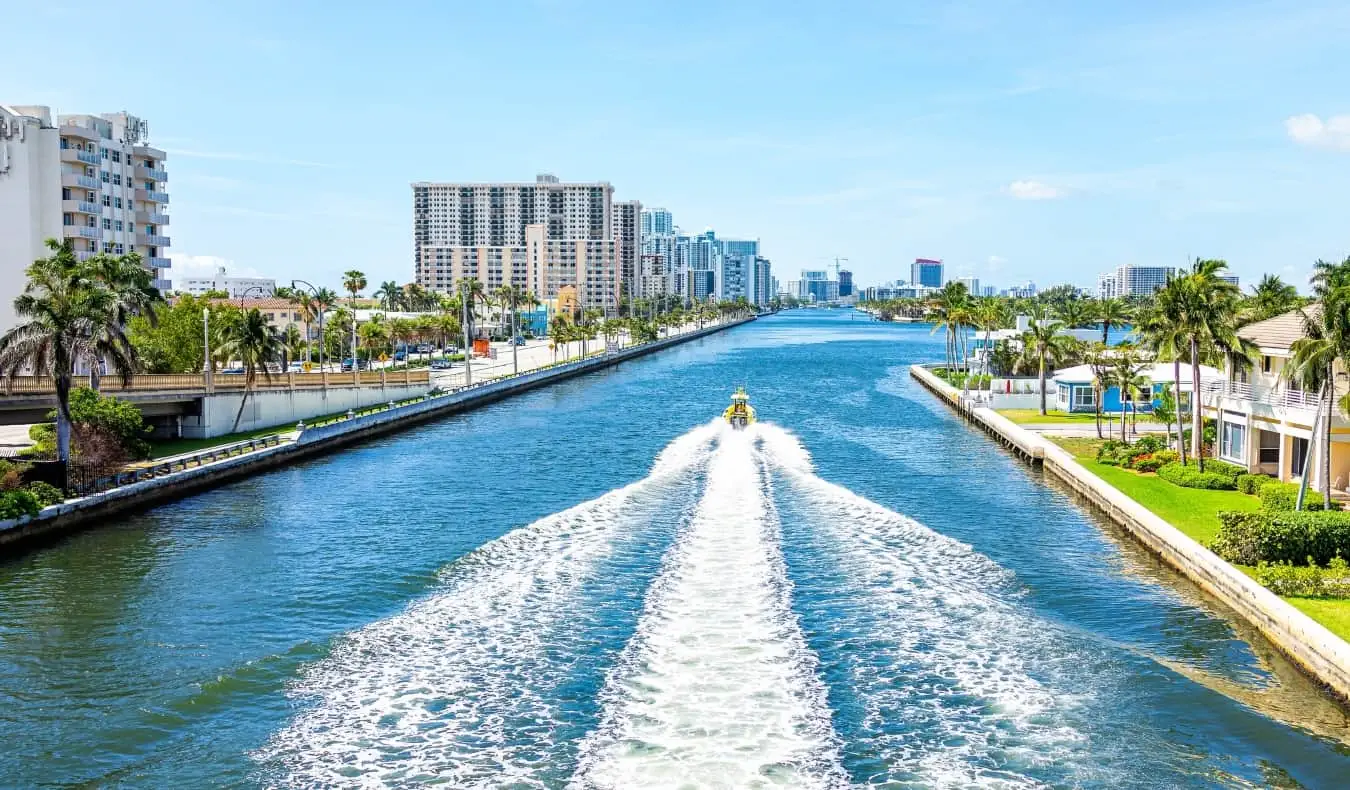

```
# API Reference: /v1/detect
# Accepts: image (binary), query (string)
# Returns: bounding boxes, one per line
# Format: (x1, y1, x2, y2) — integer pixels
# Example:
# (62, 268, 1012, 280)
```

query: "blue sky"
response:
(10, 0, 1350, 292)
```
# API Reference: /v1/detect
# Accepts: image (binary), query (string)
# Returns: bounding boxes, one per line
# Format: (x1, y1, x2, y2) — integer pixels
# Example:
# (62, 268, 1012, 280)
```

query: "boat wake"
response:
(259, 421, 1093, 787)
(572, 428, 847, 788)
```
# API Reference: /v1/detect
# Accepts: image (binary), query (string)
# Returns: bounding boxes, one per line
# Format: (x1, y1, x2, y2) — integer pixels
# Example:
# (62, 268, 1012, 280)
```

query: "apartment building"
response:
(179, 266, 276, 298)
(753, 257, 773, 307)
(417, 225, 619, 309)
(0, 105, 169, 331)
(1201, 305, 1347, 491)
(641, 207, 673, 237)
(612, 199, 641, 299)
(838, 270, 853, 298)
(411, 173, 613, 270)
(639, 253, 670, 298)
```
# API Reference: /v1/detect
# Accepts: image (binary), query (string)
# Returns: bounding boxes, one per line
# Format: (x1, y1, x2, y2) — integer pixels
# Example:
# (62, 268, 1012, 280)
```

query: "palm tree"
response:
(84, 250, 161, 390)
(313, 287, 338, 369)
(1110, 346, 1149, 442)
(927, 282, 971, 373)
(0, 240, 125, 461)
(281, 324, 306, 365)
(1015, 305, 1073, 415)
(1137, 292, 1191, 463)
(388, 317, 415, 368)
(1179, 260, 1245, 470)
(1246, 273, 1302, 324)
(374, 280, 403, 312)
(342, 270, 367, 365)
(1054, 298, 1094, 330)
(358, 313, 389, 365)
(215, 308, 282, 433)
(1097, 297, 1131, 345)
(1085, 342, 1112, 439)
(1285, 257, 1350, 508)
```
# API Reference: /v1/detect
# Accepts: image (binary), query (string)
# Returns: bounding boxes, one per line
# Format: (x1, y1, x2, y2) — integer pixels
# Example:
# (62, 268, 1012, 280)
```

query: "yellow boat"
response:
(723, 387, 756, 429)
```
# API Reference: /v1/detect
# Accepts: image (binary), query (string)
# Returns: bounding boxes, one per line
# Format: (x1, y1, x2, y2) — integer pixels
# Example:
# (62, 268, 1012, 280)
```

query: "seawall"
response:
(910, 363, 1350, 703)
(0, 319, 753, 556)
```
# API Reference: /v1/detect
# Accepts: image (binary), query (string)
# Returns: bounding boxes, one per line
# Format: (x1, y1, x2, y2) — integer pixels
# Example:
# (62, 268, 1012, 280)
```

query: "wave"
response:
(572, 426, 847, 788)
(255, 422, 721, 787)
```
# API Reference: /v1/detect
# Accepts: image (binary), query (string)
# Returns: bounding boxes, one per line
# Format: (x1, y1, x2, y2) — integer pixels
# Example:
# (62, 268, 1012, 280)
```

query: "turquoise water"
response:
(2, 310, 1349, 787)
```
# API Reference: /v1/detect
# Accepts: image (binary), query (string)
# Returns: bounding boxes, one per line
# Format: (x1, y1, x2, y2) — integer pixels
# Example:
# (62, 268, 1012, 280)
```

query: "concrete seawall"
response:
(0, 319, 753, 555)
(910, 363, 1350, 703)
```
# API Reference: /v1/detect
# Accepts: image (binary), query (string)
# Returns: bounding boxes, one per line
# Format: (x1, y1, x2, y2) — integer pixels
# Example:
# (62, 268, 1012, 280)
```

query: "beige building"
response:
(417, 224, 619, 310)
(0, 105, 169, 331)
(1202, 305, 1350, 491)
(612, 199, 641, 299)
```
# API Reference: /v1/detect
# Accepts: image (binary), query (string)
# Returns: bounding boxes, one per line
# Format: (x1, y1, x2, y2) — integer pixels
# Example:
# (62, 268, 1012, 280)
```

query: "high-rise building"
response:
(753, 257, 773, 307)
(178, 267, 276, 298)
(717, 237, 759, 302)
(689, 269, 716, 302)
(838, 269, 853, 297)
(411, 173, 613, 272)
(1096, 265, 1176, 298)
(641, 207, 673, 237)
(612, 199, 641, 299)
(797, 269, 839, 303)
(955, 276, 980, 296)
(911, 258, 944, 288)
(0, 105, 170, 330)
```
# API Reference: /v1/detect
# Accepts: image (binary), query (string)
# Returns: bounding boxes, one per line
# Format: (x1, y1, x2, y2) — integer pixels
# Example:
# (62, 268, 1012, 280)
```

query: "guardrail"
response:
(1203, 379, 1319, 410)
(66, 434, 287, 497)
(0, 369, 432, 397)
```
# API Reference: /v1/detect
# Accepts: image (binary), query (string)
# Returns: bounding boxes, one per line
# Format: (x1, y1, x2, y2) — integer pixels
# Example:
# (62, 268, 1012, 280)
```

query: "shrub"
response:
(0, 459, 29, 491)
(24, 482, 63, 508)
(1211, 510, 1350, 566)
(1133, 435, 1165, 454)
(1132, 456, 1164, 473)
(0, 489, 40, 520)
(30, 387, 151, 468)
(1255, 557, 1350, 598)
(1153, 449, 1179, 465)
(1237, 473, 1273, 495)
(1198, 458, 1245, 481)
(1260, 482, 1298, 512)
(1157, 462, 1237, 490)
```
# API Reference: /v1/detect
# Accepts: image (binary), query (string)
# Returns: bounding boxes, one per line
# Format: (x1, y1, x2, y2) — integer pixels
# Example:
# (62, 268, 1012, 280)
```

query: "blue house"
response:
(1051, 362, 1223, 414)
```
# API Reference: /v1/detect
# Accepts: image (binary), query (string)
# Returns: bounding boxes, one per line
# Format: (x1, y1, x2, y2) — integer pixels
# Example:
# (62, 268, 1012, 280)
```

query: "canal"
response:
(2, 310, 1348, 787)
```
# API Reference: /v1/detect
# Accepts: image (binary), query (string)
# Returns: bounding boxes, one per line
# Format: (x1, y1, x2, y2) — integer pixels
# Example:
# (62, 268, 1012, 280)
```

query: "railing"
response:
(137, 233, 171, 247)
(66, 434, 287, 497)
(136, 189, 169, 203)
(0, 369, 431, 397)
(63, 174, 100, 190)
(1203, 379, 1319, 409)
(147, 257, 171, 269)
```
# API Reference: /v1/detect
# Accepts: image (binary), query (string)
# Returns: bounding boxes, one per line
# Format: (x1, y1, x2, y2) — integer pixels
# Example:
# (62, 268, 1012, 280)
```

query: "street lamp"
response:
(236, 284, 270, 308)
(291, 279, 326, 372)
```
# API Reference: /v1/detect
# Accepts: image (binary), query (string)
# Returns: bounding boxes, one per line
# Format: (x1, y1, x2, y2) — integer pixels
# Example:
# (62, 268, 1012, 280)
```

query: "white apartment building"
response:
(417, 225, 619, 310)
(753, 257, 773, 307)
(638, 253, 670, 298)
(178, 267, 277, 299)
(0, 105, 169, 331)
(411, 174, 613, 272)
(641, 207, 673, 237)
(612, 199, 641, 299)
(1097, 265, 1175, 298)
(955, 276, 980, 296)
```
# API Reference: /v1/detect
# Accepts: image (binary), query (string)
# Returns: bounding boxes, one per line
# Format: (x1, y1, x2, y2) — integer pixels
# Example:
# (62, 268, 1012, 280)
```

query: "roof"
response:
(1238, 304, 1320, 351)
(1052, 362, 1222, 386)
(206, 298, 297, 310)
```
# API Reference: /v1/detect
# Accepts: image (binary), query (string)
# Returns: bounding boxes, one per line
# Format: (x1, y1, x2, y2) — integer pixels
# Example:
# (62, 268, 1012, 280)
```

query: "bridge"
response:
(0, 370, 433, 438)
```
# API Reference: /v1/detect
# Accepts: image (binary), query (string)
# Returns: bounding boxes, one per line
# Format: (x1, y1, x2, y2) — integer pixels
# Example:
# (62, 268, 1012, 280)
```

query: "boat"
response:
(722, 387, 756, 429)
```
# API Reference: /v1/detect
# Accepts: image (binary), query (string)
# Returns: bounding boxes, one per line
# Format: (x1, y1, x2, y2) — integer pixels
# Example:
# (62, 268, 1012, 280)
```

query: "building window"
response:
(101, 148, 108, 159)
(111, 151, 121, 163)
(1262, 356, 1272, 373)
(112, 173, 122, 186)
(114, 197, 122, 209)
(102, 218, 112, 230)
(1220, 420, 1246, 463)
(101, 171, 110, 183)
(1291, 437, 1309, 477)
(115, 220, 123, 232)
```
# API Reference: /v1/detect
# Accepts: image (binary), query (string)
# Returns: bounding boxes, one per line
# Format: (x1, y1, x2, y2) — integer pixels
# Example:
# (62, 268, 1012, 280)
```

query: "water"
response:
(2, 311, 1349, 787)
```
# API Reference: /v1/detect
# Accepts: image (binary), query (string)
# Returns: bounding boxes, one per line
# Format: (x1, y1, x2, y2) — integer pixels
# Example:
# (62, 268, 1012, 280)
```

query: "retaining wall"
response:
(910, 363, 1350, 703)
(181, 379, 432, 438)
(0, 319, 752, 555)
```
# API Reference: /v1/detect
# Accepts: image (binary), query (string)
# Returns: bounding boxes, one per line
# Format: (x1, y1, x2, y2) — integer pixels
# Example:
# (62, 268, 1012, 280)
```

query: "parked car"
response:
(221, 366, 245, 375)
(341, 358, 370, 372)
(417, 344, 433, 353)
(511, 336, 526, 346)
(287, 361, 305, 373)
(394, 350, 407, 362)
(430, 358, 452, 370)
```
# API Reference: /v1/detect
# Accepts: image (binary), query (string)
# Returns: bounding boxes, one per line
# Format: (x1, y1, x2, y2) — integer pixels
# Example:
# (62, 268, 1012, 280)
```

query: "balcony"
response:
(62, 200, 101, 215)
(137, 234, 171, 247)
(61, 173, 100, 191)
(135, 189, 169, 204)
(152, 278, 173, 292)
(147, 257, 172, 269)
(75, 251, 97, 262)
(134, 165, 168, 182)
(62, 225, 102, 240)
(1204, 380, 1320, 411)
(60, 148, 101, 166)
(136, 211, 169, 225)
(133, 144, 167, 160)
(59, 124, 99, 141)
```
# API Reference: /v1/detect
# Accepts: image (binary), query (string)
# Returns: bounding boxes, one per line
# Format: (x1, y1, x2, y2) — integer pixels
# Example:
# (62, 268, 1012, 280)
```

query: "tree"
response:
(1097, 297, 1131, 345)
(1110, 346, 1149, 442)
(927, 282, 971, 372)
(281, 324, 306, 365)
(1054, 298, 1094, 330)
(1246, 274, 1302, 324)
(0, 240, 128, 461)
(29, 386, 151, 468)
(1015, 305, 1075, 415)
(342, 270, 367, 364)
(1137, 290, 1191, 462)
(84, 251, 162, 390)
(1179, 260, 1245, 470)
(358, 313, 390, 363)
(1153, 384, 1179, 449)
(215, 308, 282, 433)
(1085, 342, 1112, 439)
(374, 280, 403, 312)
(1285, 257, 1350, 509)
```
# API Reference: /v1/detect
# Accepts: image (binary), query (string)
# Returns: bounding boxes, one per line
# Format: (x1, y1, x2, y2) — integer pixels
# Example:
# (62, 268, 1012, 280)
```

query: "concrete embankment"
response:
(0, 319, 753, 555)
(910, 363, 1350, 703)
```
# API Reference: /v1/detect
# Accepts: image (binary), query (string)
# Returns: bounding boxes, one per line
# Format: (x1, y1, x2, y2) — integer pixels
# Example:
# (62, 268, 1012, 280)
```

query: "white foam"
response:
(573, 426, 847, 788)
(256, 423, 721, 787)
(756, 424, 1092, 787)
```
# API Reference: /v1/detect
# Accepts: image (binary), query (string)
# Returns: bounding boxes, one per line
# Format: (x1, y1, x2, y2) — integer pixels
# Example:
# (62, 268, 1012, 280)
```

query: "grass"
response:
(146, 424, 295, 459)
(997, 408, 1104, 425)
(1051, 436, 1350, 642)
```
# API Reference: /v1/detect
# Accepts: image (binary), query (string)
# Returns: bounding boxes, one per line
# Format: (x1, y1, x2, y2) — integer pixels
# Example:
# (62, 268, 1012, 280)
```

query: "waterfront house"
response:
(1201, 305, 1349, 488)
(1052, 362, 1222, 414)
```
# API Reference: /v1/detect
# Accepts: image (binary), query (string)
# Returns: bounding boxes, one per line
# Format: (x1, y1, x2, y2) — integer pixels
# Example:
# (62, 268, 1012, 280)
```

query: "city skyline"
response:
(5, 2, 1349, 292)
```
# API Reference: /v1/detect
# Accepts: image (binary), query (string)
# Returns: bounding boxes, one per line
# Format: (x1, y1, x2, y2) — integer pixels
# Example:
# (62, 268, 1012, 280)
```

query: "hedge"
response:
(1211, 509, 1350, 566)
(1236, 473, 1272, 495)
(1156, 462, 1237, 490)
(0, 489, 40, 520)
(1197, 458, 1245, 481)
(1256, 558, 1350, 598)
(1258, 481, 1342, 512)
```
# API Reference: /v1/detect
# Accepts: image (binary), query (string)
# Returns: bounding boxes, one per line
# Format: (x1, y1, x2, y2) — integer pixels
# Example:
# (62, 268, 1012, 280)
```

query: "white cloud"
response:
(168, 253, 262, 279)
(1005, 180, 1065, 200)
(1285, 113, 1350, 151)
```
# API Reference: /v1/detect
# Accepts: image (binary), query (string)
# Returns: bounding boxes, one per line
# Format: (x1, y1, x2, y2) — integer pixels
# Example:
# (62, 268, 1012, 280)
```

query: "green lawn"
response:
(146, 424, 294, 459)
(1054, 441, 1350, 644)
(997, 409, 1104, 425)
(1075, 457, 1260, 545)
